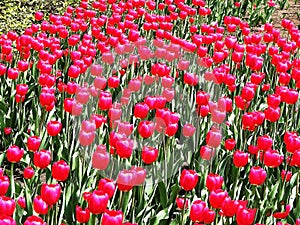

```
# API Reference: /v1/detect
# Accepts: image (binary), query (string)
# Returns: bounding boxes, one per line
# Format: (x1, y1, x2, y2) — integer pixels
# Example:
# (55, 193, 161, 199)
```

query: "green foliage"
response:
(0, 0, 80, 35)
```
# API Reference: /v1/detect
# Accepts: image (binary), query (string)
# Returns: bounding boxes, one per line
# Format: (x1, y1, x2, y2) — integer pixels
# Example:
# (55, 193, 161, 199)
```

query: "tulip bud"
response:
(249, 166, 267, 185)
(6, 145, 24, 163)
(34, 150, 51, 169)
(46, 120, 62, 136)
(24, 216, 46, 225)
(102, 209, 123, 225)
(52, 160, 70, 181)
(41, 183, 61, 205)
(33, 196, 48, 215)
(87, 190, 109, 214)
(179, 169, 198, 191)
(76, 206, 90, 223)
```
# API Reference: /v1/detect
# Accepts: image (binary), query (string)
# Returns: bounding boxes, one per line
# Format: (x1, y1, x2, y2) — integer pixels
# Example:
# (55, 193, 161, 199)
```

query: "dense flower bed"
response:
(0, 0, 299, 224)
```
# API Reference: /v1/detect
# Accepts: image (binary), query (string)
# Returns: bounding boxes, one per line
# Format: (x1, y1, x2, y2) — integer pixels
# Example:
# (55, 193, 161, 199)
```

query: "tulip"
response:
(0, 175, 9, 196)
(138, 121, 155, 138)
(221, 197, 239, 217)
(273, 205, 291, 219)
(176, 197, 189, 210)
(224, 138, 236, 151)
(27, 136, 41, 152)
(23, 167, 35, 179)
(0, 215, 16, 224)
(179, 169, 198, 191)
(6, 145, 24, 163)
(0, 196, 16, 216)
(115, 138, 134, 159)
(4, 127, 12, 135)
(87, 190, 109, 214)
(134, 102, 149, 119)
(209, 189, 228, 209)
(249, 166, 267, 185)
(236, 206, 257, 225)
(131, 166, 146, 186)
(190, 200, 215, 223)
(24, 216, 46, 225)
(233, 150, 249, 168)
(34, 150, 51, 169)
(117, 170, 136, 192)
(263, 149, 283, 168)
(92, 146, 110, 170)
(141, 146, 159, 164)
(17, 196, 26, 209)
(46, 120, 62, 136)
(33, 196, 48, 215)
(200, 145, 215, 161)
(76, 206, 90, 223)
(98, 91, 112, 110)
(102, 209, 123, 225)
(98, 178, 116, 199)
(52, 160, 70, 181)
(281, 170, 292, 182)
(41, 183, 61, 205)
(257, 135, 273, 151)
(206, 173, 224, 192)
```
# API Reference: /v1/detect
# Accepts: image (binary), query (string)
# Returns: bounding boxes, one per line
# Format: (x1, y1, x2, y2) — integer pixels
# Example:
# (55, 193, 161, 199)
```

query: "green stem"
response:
(10, 163, 15, 198)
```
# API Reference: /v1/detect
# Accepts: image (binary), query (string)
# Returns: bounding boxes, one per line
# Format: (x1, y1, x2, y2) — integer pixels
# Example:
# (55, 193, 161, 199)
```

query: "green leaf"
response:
(158, 182, 168, 208)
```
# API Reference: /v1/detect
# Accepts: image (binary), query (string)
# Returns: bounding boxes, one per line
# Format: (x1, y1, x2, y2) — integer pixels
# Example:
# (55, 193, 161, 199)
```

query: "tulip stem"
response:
(10, 163, 15, 198)
(181, 192, 187, 225)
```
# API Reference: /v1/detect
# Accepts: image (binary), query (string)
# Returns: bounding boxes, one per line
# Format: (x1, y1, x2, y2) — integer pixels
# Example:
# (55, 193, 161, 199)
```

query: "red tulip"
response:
(98, 91, 112, 110)
(87, 190, 109, 214)
(24, 216, 46, 225)
(236, 206, 257, 225)
(190, 200, 215, 223)
(221, 197, 239, 217)
(98, 178, 116, 199)
(17, 196, 26, 209)
(6, 145, 24, 163)
(24, 167, 35, 179)
(0, 196, 16, 216)
(273, 204, 291, 219)
(209, 189, 228, 209)
(281, 170, 292, 182)
(4, 127, 12, 135)
(116, 138, 134, 159)
(257, 135, 273, 151)
(224, 138, 236, 151)
(249, 166, 267, 185)
(233, 150, 249, 168)
(180, 169, 198, 191)
(34, 150, 51, 169)
(134, 102, 149, 119)
(263, 149, 283, 168)
(138, 121, 155, 138)
(182, 124, 196, 137)
(117, 170, 136, 192)
(176, 197, 189, 210)
(102, 209, 123, 225)
(0, 175, 9, 196)
(41, 183, 61, 205)
(46, 120, 62, 136)
(200, 145, 216, 161)
(141, 146, 159, 164)
(76, 206, 90, 223)
(33, 196, 48, 215)
(27, 136, 41, 152)
(52, 160, 70, 181)
(206, 173, 224, 192)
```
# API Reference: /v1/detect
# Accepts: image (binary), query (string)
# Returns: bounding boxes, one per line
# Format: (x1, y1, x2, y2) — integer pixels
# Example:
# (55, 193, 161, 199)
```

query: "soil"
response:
(272, 0, 300, 29)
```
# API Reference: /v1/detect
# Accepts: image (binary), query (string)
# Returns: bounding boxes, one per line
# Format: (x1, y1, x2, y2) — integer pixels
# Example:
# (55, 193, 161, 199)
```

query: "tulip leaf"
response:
(158, 181, 168, 208)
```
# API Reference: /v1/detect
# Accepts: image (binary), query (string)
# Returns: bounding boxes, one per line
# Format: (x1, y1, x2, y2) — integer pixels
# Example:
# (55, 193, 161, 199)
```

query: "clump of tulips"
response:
(0, 0, 300, 224)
